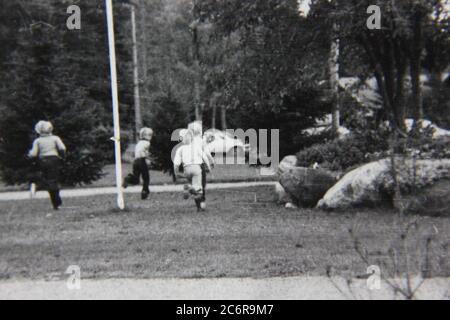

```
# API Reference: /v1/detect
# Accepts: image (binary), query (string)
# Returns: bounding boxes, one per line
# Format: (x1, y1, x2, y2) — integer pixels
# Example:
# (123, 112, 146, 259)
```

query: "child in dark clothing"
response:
(28, 121, 67, 210)
(123, 128, 153, 200)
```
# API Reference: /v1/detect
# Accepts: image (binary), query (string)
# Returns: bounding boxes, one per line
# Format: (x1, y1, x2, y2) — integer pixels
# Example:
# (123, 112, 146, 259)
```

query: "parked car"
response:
(203, 129, 251, 157)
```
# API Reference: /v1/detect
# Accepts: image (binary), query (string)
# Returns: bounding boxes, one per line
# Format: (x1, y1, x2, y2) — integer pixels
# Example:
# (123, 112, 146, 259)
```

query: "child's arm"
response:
(173, 147, 184, 178)
(55, 137, 67, 159)
(201, 151, 212, 173)
(28, 140, 39, 158)
(144, 141, 152, 165)
(203, 142, 215, 168)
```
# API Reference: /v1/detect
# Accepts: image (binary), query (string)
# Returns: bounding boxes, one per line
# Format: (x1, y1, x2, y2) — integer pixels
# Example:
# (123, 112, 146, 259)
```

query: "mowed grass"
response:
(0, 186, 448, 281)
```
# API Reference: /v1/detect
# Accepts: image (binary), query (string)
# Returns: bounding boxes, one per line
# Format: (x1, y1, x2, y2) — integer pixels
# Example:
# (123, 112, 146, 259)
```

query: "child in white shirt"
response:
(123, 128, 153, 200)
(188, 121, 214, 210)
(173, 129, 211, 211)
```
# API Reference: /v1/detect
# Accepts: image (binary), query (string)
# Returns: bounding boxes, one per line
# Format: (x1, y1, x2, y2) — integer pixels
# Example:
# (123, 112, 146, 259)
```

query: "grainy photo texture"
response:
(0, 0, 449, 301)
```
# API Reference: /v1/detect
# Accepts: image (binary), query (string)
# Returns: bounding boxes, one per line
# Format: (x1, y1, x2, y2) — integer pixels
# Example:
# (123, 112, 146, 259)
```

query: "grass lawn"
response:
(0, 163, 274, 192)
(0, 186, 448, 281)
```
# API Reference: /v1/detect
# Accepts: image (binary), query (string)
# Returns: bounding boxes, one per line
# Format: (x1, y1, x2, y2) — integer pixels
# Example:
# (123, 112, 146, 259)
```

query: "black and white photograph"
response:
(0, 0, 449, 302)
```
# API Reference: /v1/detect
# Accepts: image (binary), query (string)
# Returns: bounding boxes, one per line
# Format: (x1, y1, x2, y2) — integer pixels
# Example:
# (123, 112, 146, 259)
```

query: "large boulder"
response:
(318, 158, 450, 210)
(275, 182, 294, 204)
(277, 155, 298, 176)
(280, 167, 337, 207)
(317, 160, 390, 209)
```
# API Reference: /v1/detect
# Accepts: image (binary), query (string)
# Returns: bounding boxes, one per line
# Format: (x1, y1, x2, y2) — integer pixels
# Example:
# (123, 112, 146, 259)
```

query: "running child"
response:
(28, 121, 67, 210)
(188, 121, 214, 210)
(123, 128, 153, 200)
(173, 129, 211, 211)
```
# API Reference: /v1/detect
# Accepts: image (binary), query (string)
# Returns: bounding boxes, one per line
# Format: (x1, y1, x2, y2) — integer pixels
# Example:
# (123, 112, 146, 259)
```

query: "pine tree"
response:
(147, 95, 188, 179)
(0, 0, 133, 186)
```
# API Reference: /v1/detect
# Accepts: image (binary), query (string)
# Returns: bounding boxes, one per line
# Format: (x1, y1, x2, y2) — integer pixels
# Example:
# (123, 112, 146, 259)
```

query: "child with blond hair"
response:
(123, 127, 153, 200)
(189, 121, 214, 210)
(173, 128, 211, 211)
(28, 121, 67, 210)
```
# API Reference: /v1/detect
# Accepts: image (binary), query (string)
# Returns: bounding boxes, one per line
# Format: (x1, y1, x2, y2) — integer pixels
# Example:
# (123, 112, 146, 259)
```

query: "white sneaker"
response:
(30, 183, 36, 199)
(200, 202, 206, 210)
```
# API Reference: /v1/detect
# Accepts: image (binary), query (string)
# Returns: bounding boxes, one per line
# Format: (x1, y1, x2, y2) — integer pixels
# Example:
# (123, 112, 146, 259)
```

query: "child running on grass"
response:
(28, 121, 67, 210)
(188, 121, 214, 210)
(173, 129, 212, 211)
(123, 128, 153, 200)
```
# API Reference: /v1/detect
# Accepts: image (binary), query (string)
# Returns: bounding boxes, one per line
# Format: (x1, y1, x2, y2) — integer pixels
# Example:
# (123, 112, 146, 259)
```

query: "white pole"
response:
(105, 0, 125, 210)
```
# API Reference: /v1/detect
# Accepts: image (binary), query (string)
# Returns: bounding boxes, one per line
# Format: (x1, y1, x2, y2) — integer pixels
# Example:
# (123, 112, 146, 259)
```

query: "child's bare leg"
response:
(201, 164, 207, 209)
(183, 174, 193, 200)
(191, 169, 204, 211)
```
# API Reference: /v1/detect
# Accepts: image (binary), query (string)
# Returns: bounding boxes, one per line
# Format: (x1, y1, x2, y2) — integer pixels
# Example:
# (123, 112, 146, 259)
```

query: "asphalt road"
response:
(0, 276, 448, 300)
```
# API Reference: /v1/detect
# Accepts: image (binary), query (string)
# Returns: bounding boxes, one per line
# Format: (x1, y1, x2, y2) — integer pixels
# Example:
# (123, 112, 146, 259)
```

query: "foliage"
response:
(227, 85, 332, 158)
(297, 119, 449, 173)
(296, 127, 391, 172)
(146, 95, 189, 178)
(309, 0, 449, 130)
(394, 125, 450, 160)
(0, 0, 133, 186)
(196, 0, 320, 113)
(138, 0, 198, 119)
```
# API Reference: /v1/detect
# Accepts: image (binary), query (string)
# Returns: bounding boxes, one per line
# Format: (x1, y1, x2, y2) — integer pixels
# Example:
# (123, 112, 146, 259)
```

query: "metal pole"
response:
(105, 0, 125, 210)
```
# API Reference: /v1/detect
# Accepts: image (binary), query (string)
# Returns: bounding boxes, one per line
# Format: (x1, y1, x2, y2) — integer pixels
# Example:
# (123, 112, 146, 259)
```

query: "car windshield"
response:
(205, 130, 241, 142)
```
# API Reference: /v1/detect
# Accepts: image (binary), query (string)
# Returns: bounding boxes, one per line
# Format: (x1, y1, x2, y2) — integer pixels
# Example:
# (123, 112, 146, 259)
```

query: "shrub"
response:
(296, 121, 450, 173)
(395, 124, 450, 159)
(296, 127, 390, 172)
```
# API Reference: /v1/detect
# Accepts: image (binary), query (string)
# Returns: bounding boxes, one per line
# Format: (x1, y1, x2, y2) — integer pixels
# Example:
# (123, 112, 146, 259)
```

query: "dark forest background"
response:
(0, 0, 448, 185)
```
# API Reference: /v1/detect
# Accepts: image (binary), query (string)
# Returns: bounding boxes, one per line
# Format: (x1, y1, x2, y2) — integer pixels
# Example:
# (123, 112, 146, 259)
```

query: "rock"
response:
(278, 156, 298, 176)
(302, 125, 350, 139)
(280, 167, 337, 208)
(394, 179, 450, 216)
(318, 158, 450, 210)
(404, 119, 450, 139)
(275, 182, 293, 204)
(285, 202, 298, 209)
(317, 160, 390, 210)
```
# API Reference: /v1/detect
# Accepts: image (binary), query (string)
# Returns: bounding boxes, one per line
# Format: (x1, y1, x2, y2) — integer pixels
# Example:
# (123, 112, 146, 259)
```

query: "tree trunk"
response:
(211, 102, 216, 129)
(410, 10, 424, 122)
(360, 34, 403, 133)
(210, 92, 220, 129)
(194, 77, 201, 121)
(220, 104, 227, 130)
(191, 19, 202, 121)
(429, 70, 443, 120)
(329, 24, 340, 136)
(393, 40, 408, 130)
(130, 3, 142, 140)
(139, 0, 149, 115)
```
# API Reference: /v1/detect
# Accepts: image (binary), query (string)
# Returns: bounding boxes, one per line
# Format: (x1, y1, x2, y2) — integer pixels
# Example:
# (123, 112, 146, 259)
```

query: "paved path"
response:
(0, 181, 277, 202)
(0, 276, 448, 300)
